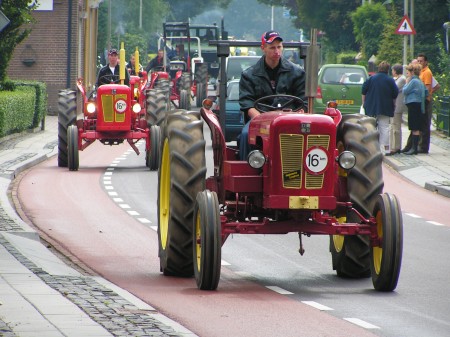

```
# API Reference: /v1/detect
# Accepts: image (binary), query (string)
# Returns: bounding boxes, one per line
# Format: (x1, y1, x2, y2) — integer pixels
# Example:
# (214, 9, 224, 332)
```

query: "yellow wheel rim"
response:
(373, 210, 383, 274)
(159, 139, 170, 250)
(332, 216, 346, 253)
(195, 211, 201, 272)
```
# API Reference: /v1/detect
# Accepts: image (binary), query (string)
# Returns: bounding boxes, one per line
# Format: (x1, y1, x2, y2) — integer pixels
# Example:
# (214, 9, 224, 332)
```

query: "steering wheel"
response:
(254, 94, 305, 113)
(99, 74, 120, 85)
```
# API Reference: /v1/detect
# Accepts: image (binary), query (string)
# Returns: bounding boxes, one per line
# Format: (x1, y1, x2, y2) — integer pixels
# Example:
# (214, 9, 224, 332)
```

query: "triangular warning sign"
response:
(395, 15, 416, 35)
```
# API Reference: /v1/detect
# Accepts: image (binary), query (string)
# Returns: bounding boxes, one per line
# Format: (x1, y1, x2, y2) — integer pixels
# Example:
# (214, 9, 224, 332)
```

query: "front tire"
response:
(330, 114, 383, 278)
(67, 125, 79, 171)
(146, 125, 161, 171)
(193, 190, 221, 290)
(371, 193, 403, 291)
(146, 90, 167, 126)
(157, 111, 206, 277)
(179, 90, 189, 110)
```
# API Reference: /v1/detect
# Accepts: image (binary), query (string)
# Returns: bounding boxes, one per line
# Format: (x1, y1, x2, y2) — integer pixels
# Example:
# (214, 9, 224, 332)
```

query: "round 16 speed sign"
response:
(304, 147, 329, 175)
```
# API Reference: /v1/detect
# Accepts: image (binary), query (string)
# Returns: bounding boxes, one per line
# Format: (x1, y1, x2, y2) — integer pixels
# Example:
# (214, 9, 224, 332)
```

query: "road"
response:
(14, 125, 450, 337)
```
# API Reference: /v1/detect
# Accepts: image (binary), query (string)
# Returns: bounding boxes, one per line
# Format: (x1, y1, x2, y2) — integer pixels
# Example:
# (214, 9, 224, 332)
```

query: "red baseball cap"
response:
(261, 31, 283, 46)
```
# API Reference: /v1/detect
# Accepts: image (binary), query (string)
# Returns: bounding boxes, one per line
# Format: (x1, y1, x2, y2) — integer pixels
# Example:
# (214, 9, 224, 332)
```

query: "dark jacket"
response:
(239, 56, 306, 122)
(362, 72, 398, 118)
(96, 64, 130, 87)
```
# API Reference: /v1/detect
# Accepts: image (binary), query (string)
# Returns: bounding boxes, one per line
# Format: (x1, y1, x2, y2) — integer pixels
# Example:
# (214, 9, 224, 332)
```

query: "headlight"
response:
(86, 102, 96, 113)
(337, 151, 356, 170)
(247, 150, 266, 169)
(132, 103, 141, 113)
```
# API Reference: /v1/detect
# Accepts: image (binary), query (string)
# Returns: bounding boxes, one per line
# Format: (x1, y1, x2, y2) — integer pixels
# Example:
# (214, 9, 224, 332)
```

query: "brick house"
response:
(7, 0, 82, 115)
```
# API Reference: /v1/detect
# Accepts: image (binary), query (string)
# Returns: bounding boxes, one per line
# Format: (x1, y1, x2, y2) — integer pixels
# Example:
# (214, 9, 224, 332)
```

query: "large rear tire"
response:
(57, 90, 77, 167)
(146, 125, 161, 171)
(193, 190, 221, 290)
(146, 90, 167, 126)
(371, 193, 403, 291)
(158, 111, 206, 277)
(330, 114, 383, 278)
(67, 125, 79, 171)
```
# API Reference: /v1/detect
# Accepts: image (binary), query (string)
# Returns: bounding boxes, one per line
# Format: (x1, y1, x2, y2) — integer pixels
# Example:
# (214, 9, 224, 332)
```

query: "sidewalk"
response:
(0, 116, 196, 337)
(0, 115, 449, 336)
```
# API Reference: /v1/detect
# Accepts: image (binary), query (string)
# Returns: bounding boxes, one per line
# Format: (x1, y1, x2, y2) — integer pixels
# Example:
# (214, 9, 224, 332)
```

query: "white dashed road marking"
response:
(344, 318, 380, 329)
(301, 301, 333, 311)
(266, 286, 294, 295)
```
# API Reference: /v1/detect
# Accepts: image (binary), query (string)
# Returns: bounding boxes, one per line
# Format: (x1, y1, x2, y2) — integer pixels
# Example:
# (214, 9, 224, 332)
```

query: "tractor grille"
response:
(101, 94, 127, 123)
(305, 135, 330, 189)
(280, 134, 304, 188)
(280, 134, 330, 190)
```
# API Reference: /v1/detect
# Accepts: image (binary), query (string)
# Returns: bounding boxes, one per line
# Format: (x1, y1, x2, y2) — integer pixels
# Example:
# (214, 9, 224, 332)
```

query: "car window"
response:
(227, 81, 240, 101)
(322, 67, 367, 84)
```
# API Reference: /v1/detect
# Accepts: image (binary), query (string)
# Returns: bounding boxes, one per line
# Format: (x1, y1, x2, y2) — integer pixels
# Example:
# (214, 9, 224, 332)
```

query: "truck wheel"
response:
(179, 90, 189, 110)
(193, 190, 221, 290)
(146, 90, 167, 126)
(146, 125, 161, 171)
(58, 90, 77, 167)
(195, 64, 208, 107)
(158, 111, 206, 277)
(330, 114, 383, 278)
(371, 193, 403, 291)
(67, 125, 79, 171)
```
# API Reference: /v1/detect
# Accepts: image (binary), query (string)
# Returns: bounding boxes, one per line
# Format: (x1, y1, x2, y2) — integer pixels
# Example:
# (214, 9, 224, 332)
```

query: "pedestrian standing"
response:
(417, 53, 433, 154)
(402, 63, 427, 155)
(388, 64, 407, 155)
(362, 61, 398, 155)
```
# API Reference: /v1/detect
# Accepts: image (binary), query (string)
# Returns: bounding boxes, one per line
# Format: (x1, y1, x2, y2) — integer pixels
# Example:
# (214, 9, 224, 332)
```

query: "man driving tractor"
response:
(96, 48, 130, 87)
(238, 30, 307, 160)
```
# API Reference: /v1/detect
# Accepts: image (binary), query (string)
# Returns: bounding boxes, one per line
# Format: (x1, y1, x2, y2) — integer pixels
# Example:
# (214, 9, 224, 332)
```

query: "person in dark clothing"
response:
(126, 54, 142, 76)
(96, 48, 130, 87)
(361, 61, 398, 155)
(238, 30, 306, 160)
(145, 49, 168, 73)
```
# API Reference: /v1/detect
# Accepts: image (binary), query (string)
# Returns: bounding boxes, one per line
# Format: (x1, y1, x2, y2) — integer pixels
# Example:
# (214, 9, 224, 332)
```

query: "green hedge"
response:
(0, 81, 47, 137)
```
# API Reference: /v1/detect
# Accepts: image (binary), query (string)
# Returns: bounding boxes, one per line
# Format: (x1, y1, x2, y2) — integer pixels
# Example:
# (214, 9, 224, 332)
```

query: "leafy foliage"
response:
(351, 3, 388, 60)
(375, 7, 403, 66)
(0, 0, 35, 83)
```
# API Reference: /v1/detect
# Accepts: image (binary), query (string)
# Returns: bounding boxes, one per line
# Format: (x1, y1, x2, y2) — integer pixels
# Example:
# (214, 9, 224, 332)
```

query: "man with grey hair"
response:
(362, 61, 399, 155)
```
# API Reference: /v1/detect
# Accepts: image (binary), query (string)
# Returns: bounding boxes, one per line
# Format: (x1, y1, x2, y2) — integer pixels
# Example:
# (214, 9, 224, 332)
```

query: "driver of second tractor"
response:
(239, 30, 306, 160)
(96, 48, 130, 87)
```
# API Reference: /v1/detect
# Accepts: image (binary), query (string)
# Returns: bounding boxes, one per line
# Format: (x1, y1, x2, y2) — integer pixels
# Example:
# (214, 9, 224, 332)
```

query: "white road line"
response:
(301, 301, 333, 311)
(112, 198, 123, 202)
(104, 171, 113, 176)
(344, 318, 380, 329)
(106, 167, 114, 171)
(149, 225, 157, 231)
(221, 260, 230, 266)
(405, 213, 421, 218)
(108, 191, 118, 196)
(127, 210, 140, 216)
(119, 204, 131, 209)
(265, 286, 294, 295)
(427, 221, 445, 226)
(103, 176, 111, 180)
(104, 186, 114, 190)
(137, 218, 151, 224)
(104, 181, 112, 185)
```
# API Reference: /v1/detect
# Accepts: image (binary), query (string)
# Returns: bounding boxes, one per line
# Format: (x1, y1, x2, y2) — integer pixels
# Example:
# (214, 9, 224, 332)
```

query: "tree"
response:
(351, 3, 388, 60)
(0, 0, 35, 85)
(373, 6, 402, 66)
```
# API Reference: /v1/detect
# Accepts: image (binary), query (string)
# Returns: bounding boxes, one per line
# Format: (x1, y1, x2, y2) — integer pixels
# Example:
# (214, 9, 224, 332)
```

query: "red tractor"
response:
(58, 45, 161, 171)
(156, 41, 403, 292)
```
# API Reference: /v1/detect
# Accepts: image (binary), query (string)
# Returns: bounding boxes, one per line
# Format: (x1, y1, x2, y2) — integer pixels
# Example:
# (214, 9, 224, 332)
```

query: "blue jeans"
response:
(239, 121, 252, 161)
